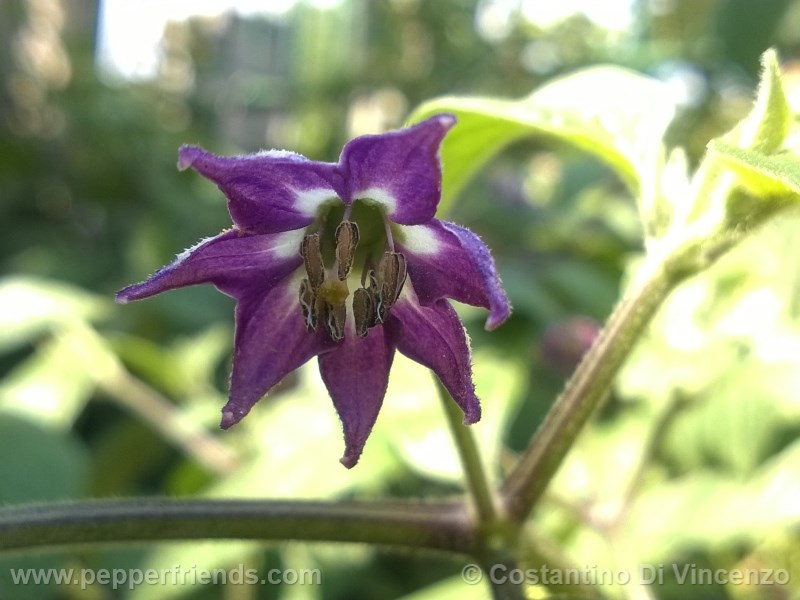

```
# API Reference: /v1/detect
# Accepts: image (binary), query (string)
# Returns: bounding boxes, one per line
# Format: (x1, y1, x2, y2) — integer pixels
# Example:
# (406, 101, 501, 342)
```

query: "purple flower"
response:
(117, 115, 510, 468)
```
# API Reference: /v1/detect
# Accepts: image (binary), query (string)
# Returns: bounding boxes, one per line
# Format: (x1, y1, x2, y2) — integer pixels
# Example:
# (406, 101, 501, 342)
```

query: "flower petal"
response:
(339, 114, 456, 225)
(179, 145, 343, 234)
(318, 325, 395, 468)
(222, 276, 335, 428)
(397, 220, 511, 330)
(387, 294, 480, 424)
(115, 229, 305, 303)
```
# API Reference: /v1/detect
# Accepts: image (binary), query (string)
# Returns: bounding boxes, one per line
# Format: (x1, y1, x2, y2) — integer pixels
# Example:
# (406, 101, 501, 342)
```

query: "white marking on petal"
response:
(294, 187, 338, 217)
(355, 187, 397, 214)
(272, 229, 308, 259)
(396, 224, 441, 255)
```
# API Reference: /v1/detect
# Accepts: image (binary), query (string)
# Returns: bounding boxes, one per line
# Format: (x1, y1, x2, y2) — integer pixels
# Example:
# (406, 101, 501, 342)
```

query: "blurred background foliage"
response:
(1, 0, 800, 598)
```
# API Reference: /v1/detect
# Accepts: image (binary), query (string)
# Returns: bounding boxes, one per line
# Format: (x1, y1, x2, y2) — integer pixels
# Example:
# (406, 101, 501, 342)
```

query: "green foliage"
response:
(410, 45, 800, 598)
(408, 66, 676, 226)
(721, 49, 790, 154)
(709, 141, 800, 196)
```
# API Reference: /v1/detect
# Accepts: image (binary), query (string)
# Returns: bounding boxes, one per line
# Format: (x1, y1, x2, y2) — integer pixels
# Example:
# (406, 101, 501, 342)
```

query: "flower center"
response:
(298, 202, 407, 342)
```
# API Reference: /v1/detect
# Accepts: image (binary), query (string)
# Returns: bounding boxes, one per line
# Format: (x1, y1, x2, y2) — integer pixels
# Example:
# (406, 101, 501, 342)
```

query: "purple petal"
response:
(222, 276, 335, 429)
(397, 220, 511, 330)
(387, 295, 480, 424)
(179, 145, 344, 234)
(115, 229, 304, 303)
(318, 326, 395, 468)
(338, 114, 456, 225)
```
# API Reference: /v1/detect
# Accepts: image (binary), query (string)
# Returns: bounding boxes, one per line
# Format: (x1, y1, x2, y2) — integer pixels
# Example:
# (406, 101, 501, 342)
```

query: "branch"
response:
(501, 259, 682, 522)
(0, 498, 476, 556)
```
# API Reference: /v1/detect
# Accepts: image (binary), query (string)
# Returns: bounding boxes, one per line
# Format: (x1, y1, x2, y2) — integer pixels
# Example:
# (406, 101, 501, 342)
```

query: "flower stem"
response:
(438, 385, 527, 599)
(438, 383, 499, 527)
(501, 259, 682, 523)
(0, 498, 475, 556)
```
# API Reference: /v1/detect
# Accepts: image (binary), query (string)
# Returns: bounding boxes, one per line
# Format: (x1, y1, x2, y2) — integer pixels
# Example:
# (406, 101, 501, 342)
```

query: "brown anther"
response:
(334, 221, 360, 280)
(382, 252, 407, 306)
(324, 301, 346, 342)
(375, 252, 407, 323)
(353, 288, 376, 338)
(300, 234, 325, 289)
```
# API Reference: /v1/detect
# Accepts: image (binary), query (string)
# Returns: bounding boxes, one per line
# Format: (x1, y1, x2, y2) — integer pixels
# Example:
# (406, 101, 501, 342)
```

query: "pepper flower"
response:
(117, 114, 510, 467)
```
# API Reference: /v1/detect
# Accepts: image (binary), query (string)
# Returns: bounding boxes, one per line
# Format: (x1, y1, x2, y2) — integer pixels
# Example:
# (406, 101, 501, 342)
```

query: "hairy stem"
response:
(438, 383, 499, 527)
(0, 498, 475, 556)
(502, 259, 683, 523)
(439, 386, 525, 600)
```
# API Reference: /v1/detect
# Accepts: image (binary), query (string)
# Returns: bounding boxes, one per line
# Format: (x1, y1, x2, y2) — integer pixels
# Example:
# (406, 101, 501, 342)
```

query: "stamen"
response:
(375, 251, 407, 324)
(300, 234, 325, 289)
(324, 302, 346, 342)
(299, 279, 319, 331)
(298, 208, 407, 342)
(353, 288, 376, 338)
(334, 221, 360, 280)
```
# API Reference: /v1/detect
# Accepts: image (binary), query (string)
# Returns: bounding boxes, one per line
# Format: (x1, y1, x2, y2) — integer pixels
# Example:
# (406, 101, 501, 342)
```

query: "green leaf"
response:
(0, 414, 88, 504)
(399, 574, 491, 600)
(0, 332, 96, 430)
(408, 66, 675, 215)
(722, 48, 790, 154)
(658, 50, 794, 249)
(0, 276, 110, 352)
(379, 351, 524, 486)
(662, 377, 786, 476)
(624, 439, 800, 563)
(112, 325, 231, 400)
(708, 140, 800, 198)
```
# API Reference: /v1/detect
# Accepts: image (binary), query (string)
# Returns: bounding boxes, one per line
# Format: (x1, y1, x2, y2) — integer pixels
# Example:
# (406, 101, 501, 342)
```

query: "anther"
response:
(300, 234, 325, 289)
(324, 302, 346, 342)
(353, 287, 376, 338)
(299, 279, 321, 332)
(375, 252, 407, 324)
(334, 221, 360, 281)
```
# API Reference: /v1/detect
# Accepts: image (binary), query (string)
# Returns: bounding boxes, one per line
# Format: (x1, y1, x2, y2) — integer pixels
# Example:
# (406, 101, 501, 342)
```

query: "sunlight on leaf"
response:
(0, 276, 109, 352)
(709, 141, 800, 197)
(0, 332, 96, 429)
(408, 66, 675, 217)
(378, 350, 524, 486)
(722, 48, 790, 154)
(399, 574, 491, 600)
(625, 439, 800, 563)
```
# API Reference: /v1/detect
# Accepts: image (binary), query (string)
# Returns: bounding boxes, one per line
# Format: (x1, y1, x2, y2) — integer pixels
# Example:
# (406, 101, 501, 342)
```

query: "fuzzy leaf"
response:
(709, 141, 800, 198)
(723, 48, 790, 154)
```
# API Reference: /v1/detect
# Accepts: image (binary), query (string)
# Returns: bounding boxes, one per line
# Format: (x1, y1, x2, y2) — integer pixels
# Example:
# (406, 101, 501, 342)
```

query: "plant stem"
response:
(501, 259, 682, 523)
(0, 498, 475, 556)
(438, 383, 499, 527)
(439, 385, 526, 600)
